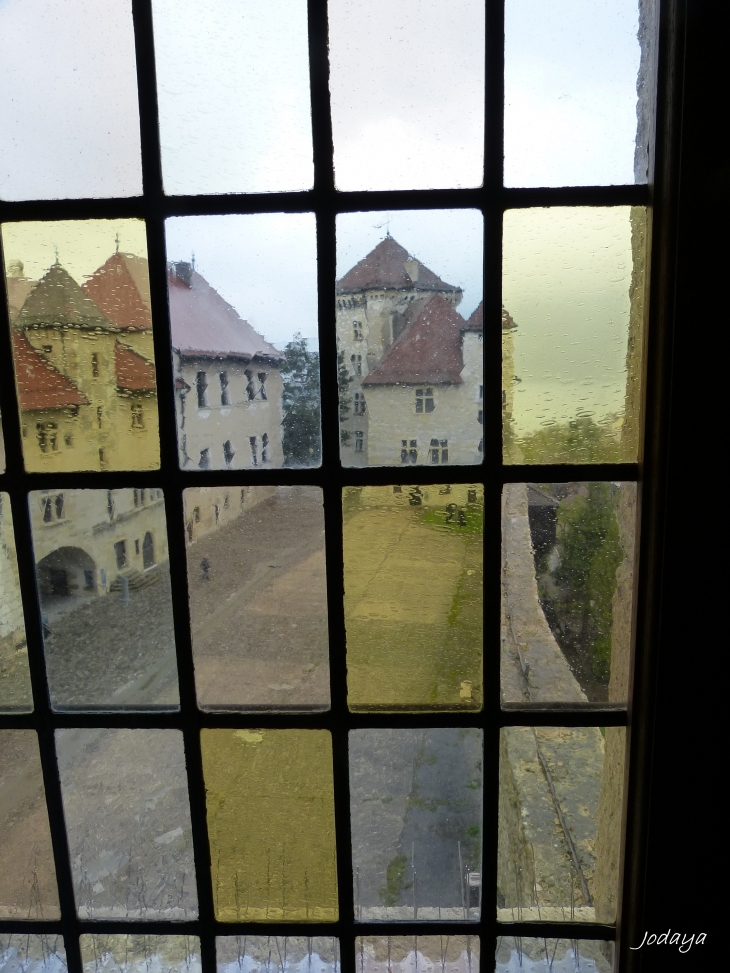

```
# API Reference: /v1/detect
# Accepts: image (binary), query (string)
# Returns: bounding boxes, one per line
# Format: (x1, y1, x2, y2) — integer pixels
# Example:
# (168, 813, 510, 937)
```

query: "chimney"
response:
(174, 261, 193, 287)
(404, 258, 420, 283)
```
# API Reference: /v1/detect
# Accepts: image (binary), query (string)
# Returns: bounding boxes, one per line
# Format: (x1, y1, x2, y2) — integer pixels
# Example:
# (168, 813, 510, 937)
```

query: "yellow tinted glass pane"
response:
(498, 726, 625, 923)
(2, 220, 160, 472)
(344, 485, 483, 711)
(202, 729, 338, 921)
(503, 207, 645, 464)
(1, 494, 33, 712)
(0, 731, 60, 919)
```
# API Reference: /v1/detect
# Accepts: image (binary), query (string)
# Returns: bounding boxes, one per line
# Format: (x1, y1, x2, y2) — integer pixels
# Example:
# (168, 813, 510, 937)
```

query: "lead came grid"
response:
(0, 2, 652, 973)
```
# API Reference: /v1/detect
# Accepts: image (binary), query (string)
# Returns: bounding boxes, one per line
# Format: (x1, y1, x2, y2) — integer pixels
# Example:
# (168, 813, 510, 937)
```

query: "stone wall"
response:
(0, 495, 25, 648)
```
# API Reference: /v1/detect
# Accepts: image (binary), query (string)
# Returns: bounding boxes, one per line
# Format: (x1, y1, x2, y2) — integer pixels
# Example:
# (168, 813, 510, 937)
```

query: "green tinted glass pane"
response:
(0, 494, 33, 712)
(503, 207, 646, 464)
(2, 219, 160, 472)
(495, 938, 614, 972)
(201, 729, 338, 922)
(501, 482, 636, 704)
(357, 937, 479, 973)
(498, 726, 625, 923)
(80, 936, 200, 973)
(0, 731, 60, 919)
(344, 485, 483, 711)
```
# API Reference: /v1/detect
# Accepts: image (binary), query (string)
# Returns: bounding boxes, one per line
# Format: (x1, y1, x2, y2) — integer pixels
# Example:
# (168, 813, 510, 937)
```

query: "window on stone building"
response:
(354, 430, 364, 453)
(134, 488, 140, 507)
(353, 320, 363, 341)
(131, 401, 144, 429)
(416, 387, 435, 413)
(96, 406, 103, 428)
(351, 353, 362, 376)
(91, 352, 99, 377)
(219, 371, 230, 406)
(261, 432, 269, 463)
(429, 438, 448, 464)
(249, 435, 258, 466)
(107, 490, 115, 520)
(353, 391, 366, 415)
(257, 371, 268, 400)
(64, 433, 73, 447)
(114, 540, 128, 570)
(223, 439, 235, 468)
(199, 447, 210, 470)
(245, 369, 256, 400)
(196, 371, 208, 408)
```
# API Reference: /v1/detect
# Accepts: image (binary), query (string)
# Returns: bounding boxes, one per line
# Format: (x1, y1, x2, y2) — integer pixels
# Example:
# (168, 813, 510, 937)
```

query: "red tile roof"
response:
(363, 294, 467, 386)
(12, 332, 89, 411)
(337, 236, 461, 295)
(167, 264, 283, 362)
(82, 252, 152, 331)
(115, 341, 157, 392)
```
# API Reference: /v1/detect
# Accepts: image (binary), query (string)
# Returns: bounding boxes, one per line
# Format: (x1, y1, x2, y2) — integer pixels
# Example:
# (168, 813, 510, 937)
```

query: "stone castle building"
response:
(336, 236, 516, 466)
(168, 261, 285, 471)
(7, 254, 159, 472)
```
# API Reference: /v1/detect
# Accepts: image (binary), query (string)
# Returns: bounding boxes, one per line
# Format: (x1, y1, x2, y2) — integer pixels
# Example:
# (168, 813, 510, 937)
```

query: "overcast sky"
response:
(1, 0, 642, 431)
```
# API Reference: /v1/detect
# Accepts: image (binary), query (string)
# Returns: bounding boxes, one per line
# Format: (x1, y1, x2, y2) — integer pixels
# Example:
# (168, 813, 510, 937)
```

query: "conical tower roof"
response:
(15, 261, 114, 331)
(83, 252, 152, 331)
(336, 236, 461, 296)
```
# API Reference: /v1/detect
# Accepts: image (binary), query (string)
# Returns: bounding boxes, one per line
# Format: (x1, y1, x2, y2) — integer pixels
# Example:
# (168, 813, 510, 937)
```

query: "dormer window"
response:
(415, 387, 435, 413)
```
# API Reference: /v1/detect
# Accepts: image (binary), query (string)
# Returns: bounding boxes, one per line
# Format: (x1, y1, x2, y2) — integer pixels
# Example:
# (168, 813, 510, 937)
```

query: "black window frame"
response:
(0, 0, 704, 971)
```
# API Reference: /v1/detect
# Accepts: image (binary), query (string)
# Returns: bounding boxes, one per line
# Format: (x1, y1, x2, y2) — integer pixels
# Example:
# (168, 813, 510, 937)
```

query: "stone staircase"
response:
(110, 566, 160, 592)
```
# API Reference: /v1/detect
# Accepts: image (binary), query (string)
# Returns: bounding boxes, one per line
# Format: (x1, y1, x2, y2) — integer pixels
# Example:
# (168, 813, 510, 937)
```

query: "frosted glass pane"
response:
(0, 494, 33, 712)
(185, 486, 329, 711)
(498, 727, 625, 924)
(0, 0, 141, 201)
(165, 213, 319, 470)
(3, 220, 160, 473)
(29, 489, 178, 711)
(57, 728, 197, 919)
(336, 211, 483, 469)
(357, 937, 478, 973)
(202, 729, 338, 921)
(495, 939, 614, 972)
(503, 207, 646, 464)
(329, 0, 484, 191)
(505, 0, 646, 187)
(152, 0, 313, 195)
(0, 731, 60, 919)
(0, 936, 66, 973)
(217, 938, 340, 973)
(349, 729, 483, 921)
(501, 482, 636, 705)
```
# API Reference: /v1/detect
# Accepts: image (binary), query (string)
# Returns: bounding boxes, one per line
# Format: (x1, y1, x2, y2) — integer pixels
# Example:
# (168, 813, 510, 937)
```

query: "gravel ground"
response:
(42, 571, 178, 710)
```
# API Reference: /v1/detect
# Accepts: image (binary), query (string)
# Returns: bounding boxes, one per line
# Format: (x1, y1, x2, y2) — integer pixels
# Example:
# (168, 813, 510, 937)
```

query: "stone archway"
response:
(36, 547, 97, 618)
